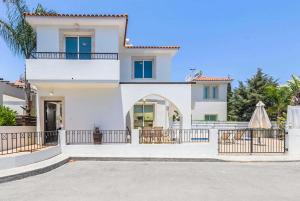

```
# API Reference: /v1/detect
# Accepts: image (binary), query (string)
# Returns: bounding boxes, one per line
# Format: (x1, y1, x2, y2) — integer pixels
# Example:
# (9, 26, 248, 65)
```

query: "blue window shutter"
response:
(79, 37, 91, 60)
(134, 61, 143, 78)
(212, 86, 219, 99)
(204, 86, 210, 99)
(143, 61, 153, 78)
(65, 37, 78, 59)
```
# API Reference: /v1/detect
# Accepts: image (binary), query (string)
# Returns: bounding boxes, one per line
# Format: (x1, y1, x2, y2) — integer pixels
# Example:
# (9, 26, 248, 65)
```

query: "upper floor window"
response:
(212, 86, 219, 99)
(203, 86, 219, 99)
(134, 60, 153, 79)
(65, 36, 91, 60)
(204, 86, 210, 99)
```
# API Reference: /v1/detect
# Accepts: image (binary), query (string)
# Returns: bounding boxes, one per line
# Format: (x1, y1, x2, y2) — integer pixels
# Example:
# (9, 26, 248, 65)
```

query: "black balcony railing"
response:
(30, 52, 118, 60)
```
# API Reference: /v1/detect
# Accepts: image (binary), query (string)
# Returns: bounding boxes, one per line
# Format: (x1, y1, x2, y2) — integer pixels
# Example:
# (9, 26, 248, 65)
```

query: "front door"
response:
(44, 102, 57, 131)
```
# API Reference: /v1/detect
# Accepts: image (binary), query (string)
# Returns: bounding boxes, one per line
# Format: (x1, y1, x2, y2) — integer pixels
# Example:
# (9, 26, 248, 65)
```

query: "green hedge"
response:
(0, 105, 17, 126)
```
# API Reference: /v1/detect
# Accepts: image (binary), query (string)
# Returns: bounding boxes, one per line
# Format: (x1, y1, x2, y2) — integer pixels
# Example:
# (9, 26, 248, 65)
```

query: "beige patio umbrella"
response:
(248, 101, 272, 129)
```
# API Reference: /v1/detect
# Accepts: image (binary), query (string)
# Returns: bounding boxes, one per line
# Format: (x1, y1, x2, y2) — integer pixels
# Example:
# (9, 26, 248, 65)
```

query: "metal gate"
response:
(218, 129, 286, 153)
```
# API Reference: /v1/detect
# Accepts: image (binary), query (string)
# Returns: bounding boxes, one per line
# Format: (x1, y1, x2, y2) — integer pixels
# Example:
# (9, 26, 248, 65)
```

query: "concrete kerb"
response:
(0, 157, 69, 184)
(69, 157, 225, 162)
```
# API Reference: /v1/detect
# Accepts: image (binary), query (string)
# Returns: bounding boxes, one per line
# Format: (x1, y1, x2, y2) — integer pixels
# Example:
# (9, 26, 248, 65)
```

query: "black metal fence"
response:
(139, 129, 209, 144)
(30, 52, 118, 60)
(218, 129, 286, 153)
(0, 131, 59, 155)
(66, 130, 131, 144)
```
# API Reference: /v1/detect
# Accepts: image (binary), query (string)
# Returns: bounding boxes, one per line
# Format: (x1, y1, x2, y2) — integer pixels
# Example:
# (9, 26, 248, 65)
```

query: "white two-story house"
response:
(25, 13, 231, 131)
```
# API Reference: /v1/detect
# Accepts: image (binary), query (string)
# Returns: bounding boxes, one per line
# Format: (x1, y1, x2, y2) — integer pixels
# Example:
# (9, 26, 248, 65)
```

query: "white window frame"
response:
(59, 29, 95, 53)
(132, 57, 156, 80)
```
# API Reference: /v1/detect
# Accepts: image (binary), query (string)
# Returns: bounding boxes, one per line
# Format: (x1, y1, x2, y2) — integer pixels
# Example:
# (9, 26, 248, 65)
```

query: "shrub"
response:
(0, 106, 17, 126)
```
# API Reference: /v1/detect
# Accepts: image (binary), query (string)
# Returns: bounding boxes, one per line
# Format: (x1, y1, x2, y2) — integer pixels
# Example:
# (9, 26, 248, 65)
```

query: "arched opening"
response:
(125, 94, 182, 130)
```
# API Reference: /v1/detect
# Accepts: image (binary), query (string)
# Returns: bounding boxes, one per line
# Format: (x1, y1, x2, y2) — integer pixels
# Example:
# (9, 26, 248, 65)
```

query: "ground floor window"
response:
(204, 114, 217, 121)
(133, 104, 154, 128)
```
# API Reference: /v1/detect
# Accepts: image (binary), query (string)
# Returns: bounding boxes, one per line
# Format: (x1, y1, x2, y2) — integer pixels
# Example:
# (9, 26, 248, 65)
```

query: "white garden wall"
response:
(0, 146, 61, 170)
(61, 129, 218, 158)
(0, 126, 36, 133)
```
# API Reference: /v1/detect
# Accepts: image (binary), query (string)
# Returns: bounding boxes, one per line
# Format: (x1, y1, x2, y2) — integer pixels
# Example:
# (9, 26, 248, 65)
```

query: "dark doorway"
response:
(44, 101, 62, 131)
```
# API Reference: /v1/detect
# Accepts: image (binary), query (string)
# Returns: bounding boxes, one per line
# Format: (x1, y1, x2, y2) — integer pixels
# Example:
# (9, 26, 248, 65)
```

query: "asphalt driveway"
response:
(1, 161, 300, 201)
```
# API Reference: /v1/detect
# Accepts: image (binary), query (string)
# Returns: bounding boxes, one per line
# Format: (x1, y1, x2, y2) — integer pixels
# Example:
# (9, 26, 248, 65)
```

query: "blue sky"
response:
(0, 0, 300, 86)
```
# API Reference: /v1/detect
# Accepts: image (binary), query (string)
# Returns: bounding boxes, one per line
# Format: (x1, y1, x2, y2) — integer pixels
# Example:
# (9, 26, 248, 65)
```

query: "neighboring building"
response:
(0, 79, 26, 115)
(190, 74, 232, 121)
(24, 13, 231, 131)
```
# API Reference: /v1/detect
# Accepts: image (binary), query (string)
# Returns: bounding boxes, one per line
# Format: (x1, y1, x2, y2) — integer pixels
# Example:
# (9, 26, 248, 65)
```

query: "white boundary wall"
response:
(0, 126, 36, 133)
(0, 145, 61, 170)
(61, 129, 218, 158)
(287, 129, 300, 156)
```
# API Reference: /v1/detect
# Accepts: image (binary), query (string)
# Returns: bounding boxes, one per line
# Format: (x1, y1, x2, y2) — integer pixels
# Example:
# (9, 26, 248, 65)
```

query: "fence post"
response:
(287, 129, 300, 155)
(209, 129, 219, 155)
(250, 129, 253, 153)
(59, 130, 66, 146)
(131, 129, 140, 145)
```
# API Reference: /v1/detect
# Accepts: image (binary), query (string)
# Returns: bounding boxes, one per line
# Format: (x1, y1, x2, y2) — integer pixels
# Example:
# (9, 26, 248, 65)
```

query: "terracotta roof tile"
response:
(24, 13, 128, 18)
(125, 45, 180, 49)
(193, 76, 232, 82)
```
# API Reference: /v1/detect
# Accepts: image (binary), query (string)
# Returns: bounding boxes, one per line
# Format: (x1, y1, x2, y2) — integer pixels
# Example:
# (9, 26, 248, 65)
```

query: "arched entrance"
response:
(121, 83, 192, 129)
(125, 94, 182, 130)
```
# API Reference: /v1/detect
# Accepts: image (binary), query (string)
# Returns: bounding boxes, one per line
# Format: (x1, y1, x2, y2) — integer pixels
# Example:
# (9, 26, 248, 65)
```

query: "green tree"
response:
(264, 85, 291, 127)
(288, 75, 300, 105)
(229, 68, 278, 121)
(0, 0, 55, 115)
(227, 82, 235, 121)
(0, 106, 17, 126)
(229, 81, 249, 121)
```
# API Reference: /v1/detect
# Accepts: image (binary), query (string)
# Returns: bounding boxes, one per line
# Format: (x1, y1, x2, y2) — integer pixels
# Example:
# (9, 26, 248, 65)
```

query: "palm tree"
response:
(264, 85, 292, 128)
(0, 0, 55, 115)
(288, 75, 300, 105)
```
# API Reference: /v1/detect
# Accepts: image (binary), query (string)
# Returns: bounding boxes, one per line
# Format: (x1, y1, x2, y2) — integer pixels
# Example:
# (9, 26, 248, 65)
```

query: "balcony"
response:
(29, 52, 118, 60)
(26, 52, 120, 87)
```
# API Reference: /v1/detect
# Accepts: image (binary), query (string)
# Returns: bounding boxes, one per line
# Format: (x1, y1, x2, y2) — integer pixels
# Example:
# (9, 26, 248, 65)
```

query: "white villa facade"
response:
(25, 13, 232, 131)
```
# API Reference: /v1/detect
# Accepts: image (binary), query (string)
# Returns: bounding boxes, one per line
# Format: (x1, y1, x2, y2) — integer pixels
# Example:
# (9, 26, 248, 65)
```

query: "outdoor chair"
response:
(233, 130, 245, 144)
(220, 132, 231, 144)
(154, 127, 164, 143)
(142, 127, 153, 143)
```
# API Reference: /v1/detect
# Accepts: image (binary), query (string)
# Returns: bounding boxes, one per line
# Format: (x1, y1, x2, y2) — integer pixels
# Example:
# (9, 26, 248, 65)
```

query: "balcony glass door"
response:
(79, 37, 91, 60)
(66, 37, 78, 59)
(65, 36, 91, 59)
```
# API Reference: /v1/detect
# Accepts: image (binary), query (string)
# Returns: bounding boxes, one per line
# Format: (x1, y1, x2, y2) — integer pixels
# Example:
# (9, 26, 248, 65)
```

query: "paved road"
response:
(1, 161, 300, 201)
